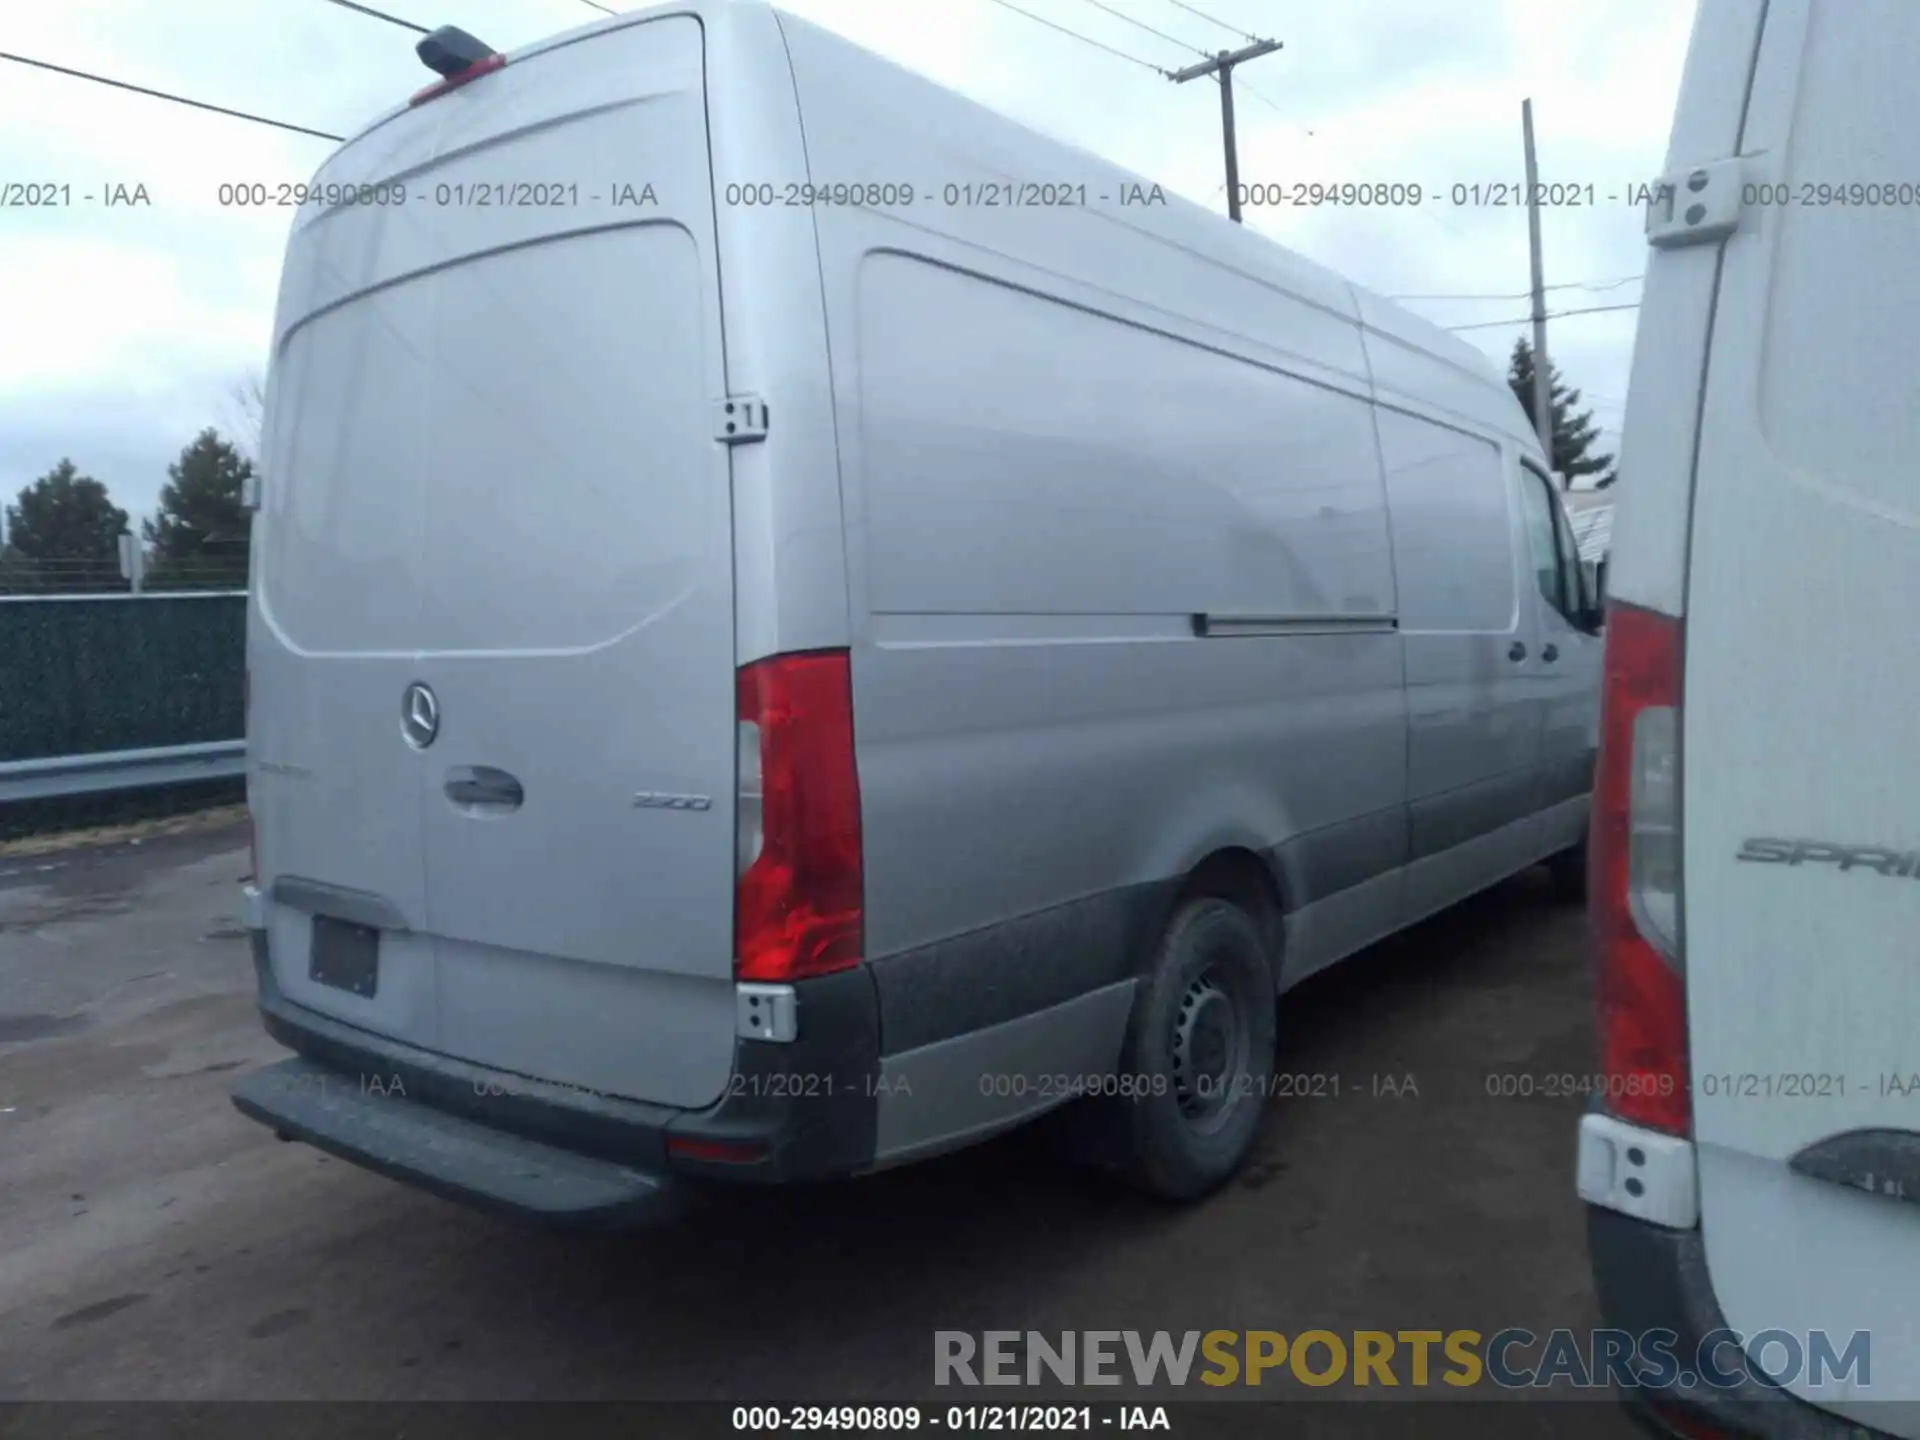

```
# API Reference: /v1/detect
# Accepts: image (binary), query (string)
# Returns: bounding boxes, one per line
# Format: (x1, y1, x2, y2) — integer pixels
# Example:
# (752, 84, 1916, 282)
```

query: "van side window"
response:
(1517, 462, 1581, 622)
(1376, 410, 1515, 632)
(1548, 493, 1587, 615)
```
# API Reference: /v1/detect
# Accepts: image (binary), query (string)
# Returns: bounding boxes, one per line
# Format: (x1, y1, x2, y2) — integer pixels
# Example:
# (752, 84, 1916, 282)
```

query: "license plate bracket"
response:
(309, 915, 380, 998)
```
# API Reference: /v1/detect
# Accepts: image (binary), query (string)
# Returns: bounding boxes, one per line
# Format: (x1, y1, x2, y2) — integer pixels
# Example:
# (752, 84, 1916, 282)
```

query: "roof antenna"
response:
(416, 25, 498, 79)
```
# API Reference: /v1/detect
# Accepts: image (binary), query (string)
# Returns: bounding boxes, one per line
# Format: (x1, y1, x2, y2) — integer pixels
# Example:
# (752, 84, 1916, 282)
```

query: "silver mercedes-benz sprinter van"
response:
(232, 0, 1602, 1224)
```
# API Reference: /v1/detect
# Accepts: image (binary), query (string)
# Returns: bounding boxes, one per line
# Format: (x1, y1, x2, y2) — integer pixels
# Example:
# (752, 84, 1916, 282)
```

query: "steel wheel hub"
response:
(1172, 970, 1243, 1123)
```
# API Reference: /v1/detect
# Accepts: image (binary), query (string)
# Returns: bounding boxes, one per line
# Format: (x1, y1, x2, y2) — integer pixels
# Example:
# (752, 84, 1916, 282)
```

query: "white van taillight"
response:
(734, 651, 864, 983)
(1590, 601, 1689, 1136)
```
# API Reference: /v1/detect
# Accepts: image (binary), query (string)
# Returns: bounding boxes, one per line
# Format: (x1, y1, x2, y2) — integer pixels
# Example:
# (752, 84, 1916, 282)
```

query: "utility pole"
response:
(1170, 39, 1283, 223)
(1522, 98, 1554, 473)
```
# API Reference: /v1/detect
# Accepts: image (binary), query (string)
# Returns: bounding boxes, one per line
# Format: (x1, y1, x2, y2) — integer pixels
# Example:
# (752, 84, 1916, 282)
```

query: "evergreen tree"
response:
(1508, 338, 1616, 487)
(144, 429, 253, 590)
(4, 459, 129, 592)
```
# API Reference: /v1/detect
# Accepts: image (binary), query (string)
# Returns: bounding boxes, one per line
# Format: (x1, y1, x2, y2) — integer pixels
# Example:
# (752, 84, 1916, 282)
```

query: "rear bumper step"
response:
(234, 1057, 688, 1228)
(235, 926, 884, 1209)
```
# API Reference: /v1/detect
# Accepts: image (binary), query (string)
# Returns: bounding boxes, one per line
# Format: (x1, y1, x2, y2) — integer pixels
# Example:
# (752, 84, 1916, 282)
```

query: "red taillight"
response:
(409, 52, 506, 105)
(734, 650, 864, 983)
(1590, 600, 1689, 1135)
(666, 1135, 767, 1166)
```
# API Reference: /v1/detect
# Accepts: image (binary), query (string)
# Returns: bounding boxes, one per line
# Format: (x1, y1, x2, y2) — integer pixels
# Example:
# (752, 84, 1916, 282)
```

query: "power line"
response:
(1170, 39, 1284, 223)
(1228, 80, 1485, 248)
(1076, 0, 1209, 58)
(0, 51, 344, 141)
(1235, 80, 1287, 118)
(576, 0, 617, 13)
(1161, 0, 1258, 42)
(981, 0, 1170, 75)
(1390, 274, 1644, 302)
(1444, 301, 1640, 332)
(1556, 273, 1645, 295)
(319, 0, 427, 32)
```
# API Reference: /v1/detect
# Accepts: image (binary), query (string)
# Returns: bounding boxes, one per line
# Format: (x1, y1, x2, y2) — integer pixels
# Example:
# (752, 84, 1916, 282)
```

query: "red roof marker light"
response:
(410, 25, 504, 106)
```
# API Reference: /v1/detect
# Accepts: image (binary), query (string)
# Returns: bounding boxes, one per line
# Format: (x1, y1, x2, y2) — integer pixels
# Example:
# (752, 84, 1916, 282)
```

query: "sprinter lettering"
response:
(1736, 837, 1920, 876)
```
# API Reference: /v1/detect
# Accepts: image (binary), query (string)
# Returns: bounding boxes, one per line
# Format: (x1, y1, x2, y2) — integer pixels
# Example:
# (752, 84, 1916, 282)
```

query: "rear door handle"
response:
(1508, 641, 1527, 662)
(444, 766, 524, 810)
(1542, 643, 1560, 663)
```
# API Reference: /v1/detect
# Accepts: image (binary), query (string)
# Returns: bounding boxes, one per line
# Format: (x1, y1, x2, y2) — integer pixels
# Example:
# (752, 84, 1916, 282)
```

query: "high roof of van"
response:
(333, 0, 1538, 458)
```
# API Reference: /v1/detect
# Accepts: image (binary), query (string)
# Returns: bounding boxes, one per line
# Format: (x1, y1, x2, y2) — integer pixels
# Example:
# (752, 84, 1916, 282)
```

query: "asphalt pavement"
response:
(0, 818, 1628, 1435)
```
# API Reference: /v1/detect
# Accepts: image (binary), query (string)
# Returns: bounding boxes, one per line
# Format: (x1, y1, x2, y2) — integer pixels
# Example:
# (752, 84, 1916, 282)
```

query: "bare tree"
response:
(225, 370, 267, 461)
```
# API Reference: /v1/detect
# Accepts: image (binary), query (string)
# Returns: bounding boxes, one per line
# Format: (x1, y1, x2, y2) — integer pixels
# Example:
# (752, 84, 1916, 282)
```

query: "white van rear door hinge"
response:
(1644, 158, 1742, 249)
(714, 394, 769, 445)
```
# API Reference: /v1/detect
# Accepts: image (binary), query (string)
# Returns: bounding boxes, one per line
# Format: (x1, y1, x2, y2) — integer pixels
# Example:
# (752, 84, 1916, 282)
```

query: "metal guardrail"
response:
(0, 740, 246, 804)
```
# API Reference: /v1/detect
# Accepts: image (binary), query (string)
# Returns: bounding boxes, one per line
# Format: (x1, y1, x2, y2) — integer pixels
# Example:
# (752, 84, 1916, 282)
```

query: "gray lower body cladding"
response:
(234, 822, 1395, 1216)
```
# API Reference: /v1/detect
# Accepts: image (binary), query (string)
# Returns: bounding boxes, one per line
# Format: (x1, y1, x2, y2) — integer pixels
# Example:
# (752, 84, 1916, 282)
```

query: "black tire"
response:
(1112, 897, 1277, 1200)
(1547, 838, 1589, 902)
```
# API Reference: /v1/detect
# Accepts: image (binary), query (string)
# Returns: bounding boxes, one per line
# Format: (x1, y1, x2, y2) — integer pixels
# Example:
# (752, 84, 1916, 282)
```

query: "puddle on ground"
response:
(0, 893, 138, 933)
(50, 1293, 149, 1330)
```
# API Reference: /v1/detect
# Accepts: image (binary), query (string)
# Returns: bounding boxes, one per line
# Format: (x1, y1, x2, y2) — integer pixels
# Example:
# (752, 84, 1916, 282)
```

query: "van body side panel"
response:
(774, 14, 1410, 1155)
(1681, 0, 1920, 1420)
(1358, 306, 1565, 930)
(1375, 412, 1536, 897)
(1355, 293, 1545, 458)
(843, 262, 1405, 962)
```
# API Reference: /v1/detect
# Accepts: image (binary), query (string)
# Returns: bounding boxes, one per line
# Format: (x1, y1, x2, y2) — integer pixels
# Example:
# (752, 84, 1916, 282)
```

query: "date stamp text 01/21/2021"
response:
(14, 177, 1920, 211)
(191, 178, 1770, 211)
(262, 1065, 1920, 1110)
(269, 1067, 1425, 1107)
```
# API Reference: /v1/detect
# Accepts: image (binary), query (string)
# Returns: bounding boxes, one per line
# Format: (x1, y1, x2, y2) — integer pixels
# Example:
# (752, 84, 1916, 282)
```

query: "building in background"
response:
(1561, 473, 1615, 599)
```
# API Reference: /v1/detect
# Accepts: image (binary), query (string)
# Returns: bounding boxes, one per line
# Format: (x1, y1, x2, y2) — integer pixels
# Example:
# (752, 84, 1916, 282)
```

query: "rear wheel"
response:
(1112, 897, 1277, 1200)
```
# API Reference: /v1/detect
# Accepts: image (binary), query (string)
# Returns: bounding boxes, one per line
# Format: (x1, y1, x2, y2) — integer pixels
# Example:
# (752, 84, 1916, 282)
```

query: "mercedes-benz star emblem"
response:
(401, 681, 440, 750)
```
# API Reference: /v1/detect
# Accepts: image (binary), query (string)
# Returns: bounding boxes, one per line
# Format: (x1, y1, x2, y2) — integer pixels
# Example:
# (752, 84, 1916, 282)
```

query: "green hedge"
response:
(0, 594, 246, 762)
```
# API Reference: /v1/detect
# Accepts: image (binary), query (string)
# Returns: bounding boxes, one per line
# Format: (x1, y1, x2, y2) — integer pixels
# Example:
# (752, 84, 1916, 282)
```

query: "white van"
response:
(232, 0, 1602, 1222)
(1579, 0, 1920, 1434)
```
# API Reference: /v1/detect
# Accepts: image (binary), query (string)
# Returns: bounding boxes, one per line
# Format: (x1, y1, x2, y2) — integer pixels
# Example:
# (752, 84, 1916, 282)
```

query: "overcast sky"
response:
(0, 0, 1694, 530)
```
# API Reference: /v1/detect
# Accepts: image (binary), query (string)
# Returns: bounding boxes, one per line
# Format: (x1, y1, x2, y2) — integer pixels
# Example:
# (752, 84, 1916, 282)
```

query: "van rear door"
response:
(1681, 0, 1920, 1420)
(255, 14, 740, 1110)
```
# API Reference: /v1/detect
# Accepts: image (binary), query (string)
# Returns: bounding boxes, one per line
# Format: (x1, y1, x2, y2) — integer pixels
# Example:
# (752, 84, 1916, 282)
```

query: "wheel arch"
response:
(1162, 846, 1288, 987)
